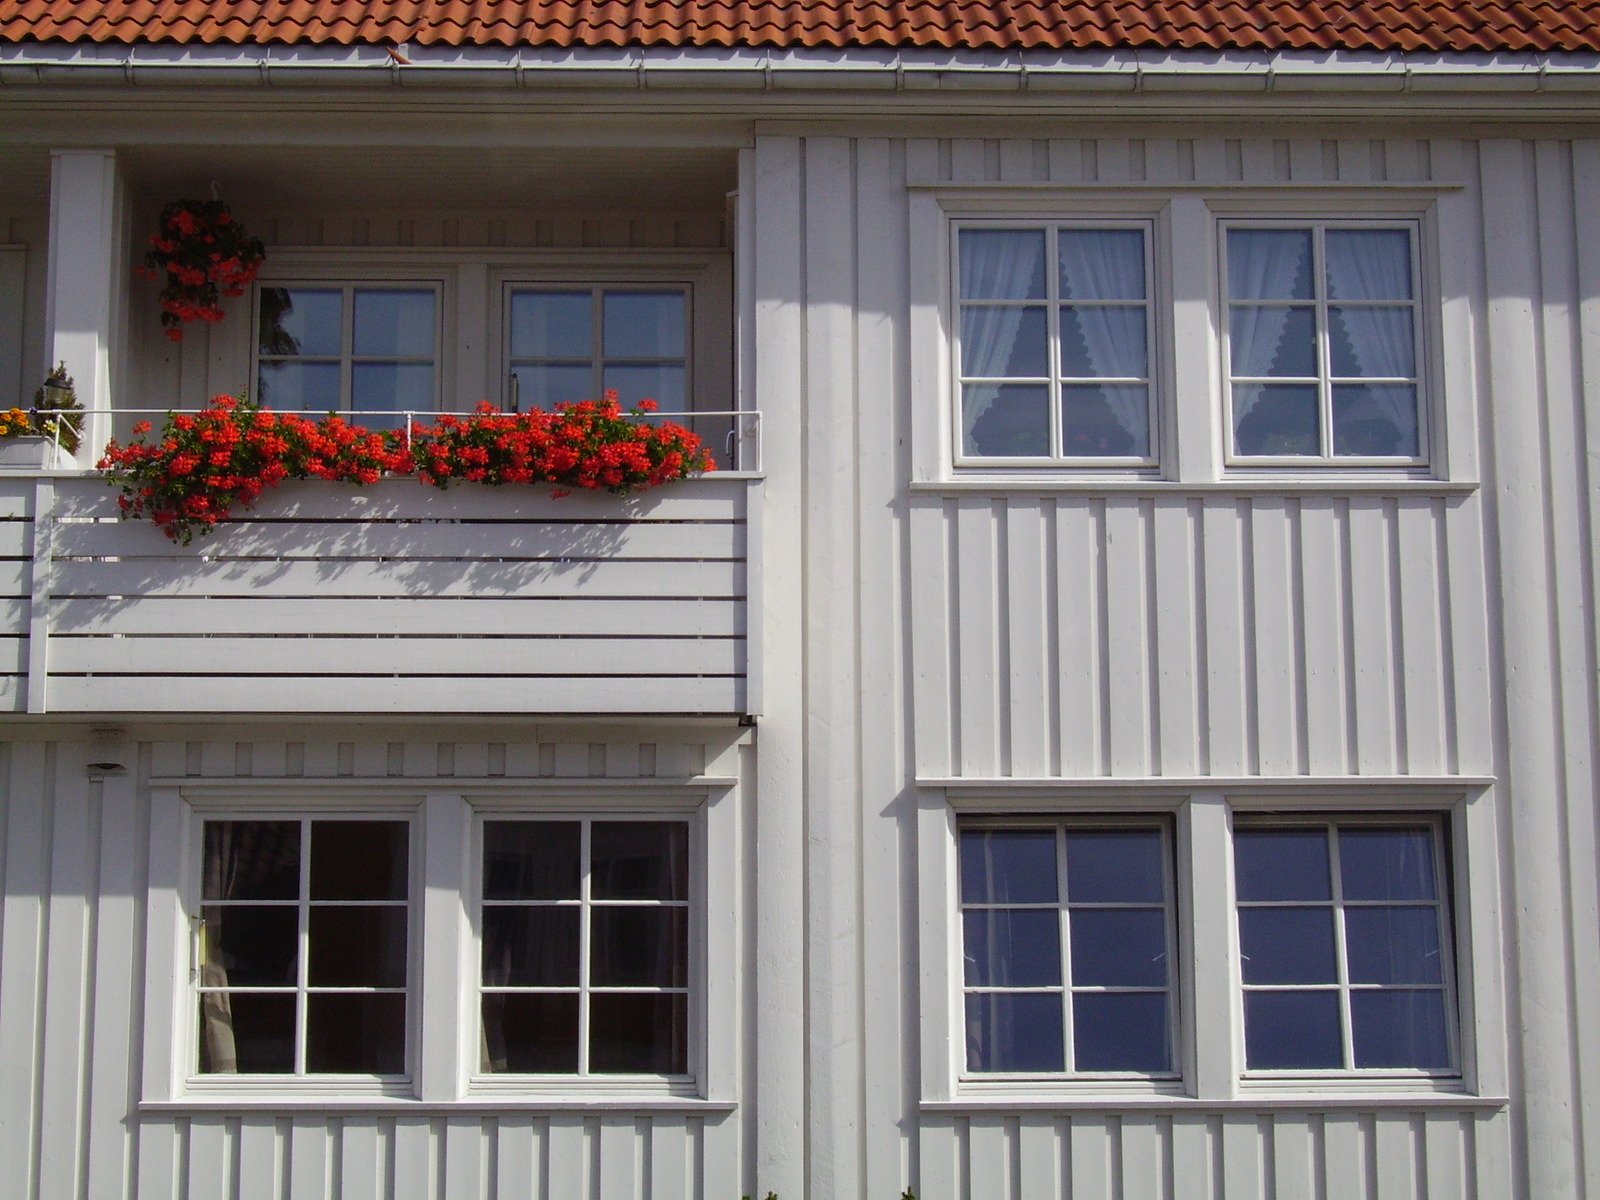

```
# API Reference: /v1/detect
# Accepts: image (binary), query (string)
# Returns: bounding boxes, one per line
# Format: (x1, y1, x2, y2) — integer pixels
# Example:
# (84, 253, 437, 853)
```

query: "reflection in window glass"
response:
(509, 287, 689, 413)
(1225, 223, 1422, 461)
(198, 817, 409, 1076)
(957, 225, 1153, 462)
(480, 819, 691, 1076)
(959, 821, 1175, 1076)
(1234, 819, 1455, 1073)
(256, 285, 436, 421)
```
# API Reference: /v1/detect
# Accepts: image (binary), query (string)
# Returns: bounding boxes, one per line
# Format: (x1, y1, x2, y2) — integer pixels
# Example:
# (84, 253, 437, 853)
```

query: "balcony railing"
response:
(0, 427, 758, 716)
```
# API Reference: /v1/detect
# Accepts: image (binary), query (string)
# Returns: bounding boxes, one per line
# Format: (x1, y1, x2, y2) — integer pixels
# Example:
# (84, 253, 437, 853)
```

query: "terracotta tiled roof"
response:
(1, 0, 1597, 55)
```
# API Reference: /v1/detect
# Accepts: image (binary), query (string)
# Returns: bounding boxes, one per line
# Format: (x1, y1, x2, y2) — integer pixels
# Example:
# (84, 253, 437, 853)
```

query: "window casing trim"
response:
(1217, 218, 1430, 469)
(917, 783, 1507, 1106)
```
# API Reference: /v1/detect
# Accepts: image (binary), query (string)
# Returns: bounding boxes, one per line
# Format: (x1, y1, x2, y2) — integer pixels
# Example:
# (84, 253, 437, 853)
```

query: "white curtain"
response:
(1228, 231, 1311, 425)
(1058, 230, 1148, 446)
(1325, 232, 1417, 446)
(960, 232, 1044, 450)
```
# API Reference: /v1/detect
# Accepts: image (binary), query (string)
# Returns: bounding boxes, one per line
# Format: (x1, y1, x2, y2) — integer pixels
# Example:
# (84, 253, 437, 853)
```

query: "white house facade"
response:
(0, 4, 1598, 1198)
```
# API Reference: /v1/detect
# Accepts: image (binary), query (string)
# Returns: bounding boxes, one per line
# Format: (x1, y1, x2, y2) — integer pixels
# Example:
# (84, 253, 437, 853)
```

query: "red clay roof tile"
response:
(0, 0, 1596, 54)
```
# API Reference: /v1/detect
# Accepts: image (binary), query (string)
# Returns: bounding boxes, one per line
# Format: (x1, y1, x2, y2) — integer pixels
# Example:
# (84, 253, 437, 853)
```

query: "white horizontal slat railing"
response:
(0, 460, 758, 717)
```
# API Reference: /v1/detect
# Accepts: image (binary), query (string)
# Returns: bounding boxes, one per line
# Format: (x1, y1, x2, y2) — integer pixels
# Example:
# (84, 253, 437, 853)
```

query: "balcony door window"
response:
(507, 287, 689, 412)
(256, 284, 438, 424)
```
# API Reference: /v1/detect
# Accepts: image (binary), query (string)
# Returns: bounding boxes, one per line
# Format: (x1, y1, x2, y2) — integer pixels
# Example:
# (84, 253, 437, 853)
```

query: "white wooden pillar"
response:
(45, 149, 127, 463)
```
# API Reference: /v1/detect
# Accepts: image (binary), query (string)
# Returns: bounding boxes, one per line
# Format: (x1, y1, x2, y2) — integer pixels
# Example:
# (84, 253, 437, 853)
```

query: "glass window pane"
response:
(1345, 907, 1444, 985)
(510, 291, 592, 359)
(352, 362, 433, 417)
(1329, 307, 1415, 378)
(1058, 229, 1145, 301)
(310, 821, 407, 900)
(259, 287, 342, 357)
(201, 905, 297, 987)
(960, 307, 1048, 378)
(603, 291, 686, 359)
(305, 992, 406, 1074)
(1061, 384, 1150, 457)
(257, 361, 341, 413)
(484, 822, 581, 901)
(602, 364, 686, 412)
(963, 384, 1050, 457)
(960, 829, 1057, 904)
(1234, 829, 1332, 901)
(1227, 229, 1314, 300)
(1064, 830, 1165, 903)
(591, 907, 688, 988)
(481, 906, 579, 987)
(1243, 990, 1343, 1069)
(512, 363, 595, 409)
(1350, 990, 1451, 1069)
(964, 991, 1064, 1072)
(590, 993, 688, 1075)
(960, 229, 1047, 301)
(1069, 909, 1168, 988)
(199, 993, 295, 1074)
(1332, 385, 1420, 457)
(591, 822, 689, 901)
(1072, 992, 1170, 1073)
(1059, 306, 1146, 379)
(1339, 828, 1438, 900)
(1229, 306, 1318, 378)
(962, 909, 1061, 988)
(353, 289, 435, 357)
(1326, 229, 1414, 300)
(203, 821, 300, 901)
(481, 992, 579, 1073)
(1238, 907, 1338, 984)
(308, 906, 408, 988)
(1233, 384, 1321, 456)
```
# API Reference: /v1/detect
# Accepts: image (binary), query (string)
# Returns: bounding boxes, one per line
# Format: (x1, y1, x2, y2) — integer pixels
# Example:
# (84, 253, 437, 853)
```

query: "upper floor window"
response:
(959, 819, 1177, 1077)
(198, 816, 411, 1077)
(955, 224, 1155, 467)
(257, 284, 439, 425)
(1234, 816, 1456, 1074)
(507, 286, 689, 412)
(1223, 223, 1424, 464)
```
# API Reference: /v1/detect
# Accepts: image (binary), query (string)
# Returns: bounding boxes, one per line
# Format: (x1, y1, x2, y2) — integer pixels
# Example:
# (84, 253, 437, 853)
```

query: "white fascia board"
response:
(0, 41, 1598, 95)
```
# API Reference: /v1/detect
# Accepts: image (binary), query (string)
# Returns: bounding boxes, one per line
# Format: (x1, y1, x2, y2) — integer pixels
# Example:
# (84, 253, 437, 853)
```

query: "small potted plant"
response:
(0, 362, 81, 468)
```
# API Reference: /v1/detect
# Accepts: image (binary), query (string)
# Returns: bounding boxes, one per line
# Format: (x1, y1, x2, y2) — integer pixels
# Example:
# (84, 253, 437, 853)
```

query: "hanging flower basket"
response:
(137, 199, 266, 342)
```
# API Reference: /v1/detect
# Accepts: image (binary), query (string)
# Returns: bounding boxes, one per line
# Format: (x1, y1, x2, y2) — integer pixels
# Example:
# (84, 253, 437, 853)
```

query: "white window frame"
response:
(491, 257, 731, 416)
(469, 808, 705, 1097)
(141, 781, 736, 1108)
(917, 783, 1508, 1108)
(501, 282, 694, 414)
(957, 814, 1182, 1082)
(949, 219, 1161, 470)
(1219, 218, 1429, 468)
(1232, 811, 1460, 1080)
(250, 279, 444, 417)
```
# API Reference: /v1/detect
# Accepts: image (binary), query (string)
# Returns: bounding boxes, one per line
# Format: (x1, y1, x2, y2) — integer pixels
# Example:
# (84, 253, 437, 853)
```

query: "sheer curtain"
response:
(960, 232, 1045, 445)
(1058, 230, 1148, 443)
(200, 827, 239, 1073)
(1227, 231, 1311, 425)
(1325, 232, 1416, 441)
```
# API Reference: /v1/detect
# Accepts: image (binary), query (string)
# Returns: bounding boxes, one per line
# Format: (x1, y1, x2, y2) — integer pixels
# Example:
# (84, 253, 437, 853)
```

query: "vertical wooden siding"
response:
(0, 732, 741, 1200)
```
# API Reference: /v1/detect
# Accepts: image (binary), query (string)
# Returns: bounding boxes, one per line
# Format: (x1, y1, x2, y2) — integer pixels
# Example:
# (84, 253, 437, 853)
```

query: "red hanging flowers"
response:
(136, 200, 266, 342)
(98, 392, 715, 544)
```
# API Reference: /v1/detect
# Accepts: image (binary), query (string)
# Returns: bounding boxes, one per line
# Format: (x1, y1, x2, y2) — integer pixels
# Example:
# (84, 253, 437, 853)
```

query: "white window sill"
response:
(911, 478, 1478, 496)
(922, 1092, 1508, 1112)
(141, 1096, 736, 1114)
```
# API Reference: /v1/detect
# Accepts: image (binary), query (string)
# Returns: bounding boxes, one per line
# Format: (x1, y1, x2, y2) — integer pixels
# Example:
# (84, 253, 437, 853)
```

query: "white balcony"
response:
(0, 471, 755, 717)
